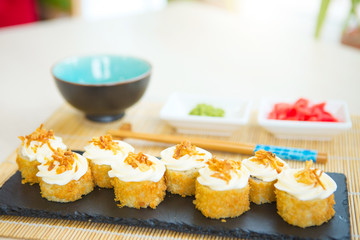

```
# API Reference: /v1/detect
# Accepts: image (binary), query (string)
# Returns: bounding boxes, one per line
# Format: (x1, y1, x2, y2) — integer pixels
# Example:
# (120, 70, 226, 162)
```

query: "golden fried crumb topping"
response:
(18, 124, 55, 151)
(173, 140, 204, 160)
(294, 160, 325, 190)
(207, 157, 242, 183)
(90, 135, 120, 154)
(251, 150, 285, 174)
(45, 148, 77, 174)
(124, 152, 153, 172)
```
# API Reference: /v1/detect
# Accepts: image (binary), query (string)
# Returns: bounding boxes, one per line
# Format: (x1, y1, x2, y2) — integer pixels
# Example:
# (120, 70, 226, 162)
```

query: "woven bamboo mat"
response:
(0, 101, 359, 240)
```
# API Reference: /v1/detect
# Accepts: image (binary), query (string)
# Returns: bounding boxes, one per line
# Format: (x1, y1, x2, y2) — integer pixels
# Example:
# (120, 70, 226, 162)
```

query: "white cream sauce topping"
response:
(160, 146, 212, 171)
(83, 140, 134, 166)
(197, 159, 250, 191)
(36, 153, 88, 186)
(19, 136, 67, 163)
(108, 153, 165, 183)
(242, 156, 288, 182)
(275, 168, 337, 201)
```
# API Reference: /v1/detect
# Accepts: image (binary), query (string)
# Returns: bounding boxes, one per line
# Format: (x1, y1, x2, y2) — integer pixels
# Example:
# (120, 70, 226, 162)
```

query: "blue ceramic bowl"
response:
(52, 55, 151, 122)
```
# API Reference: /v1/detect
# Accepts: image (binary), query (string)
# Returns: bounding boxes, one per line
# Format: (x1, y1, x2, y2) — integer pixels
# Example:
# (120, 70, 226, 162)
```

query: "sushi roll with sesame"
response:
(242, 150, 288, 204)
(194, 157, 250, 219)
(16, 124, 67, 184)
(274, 161, 337, 228)
(83, 135, 134, 188)
(36, 148, 94, 202)
(160, 140, 212, 196)
(109, 152, 166, 209)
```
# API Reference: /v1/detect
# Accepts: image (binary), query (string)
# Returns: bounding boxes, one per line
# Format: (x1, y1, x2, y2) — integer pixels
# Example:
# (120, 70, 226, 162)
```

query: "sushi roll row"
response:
(16, 124, 337, 228)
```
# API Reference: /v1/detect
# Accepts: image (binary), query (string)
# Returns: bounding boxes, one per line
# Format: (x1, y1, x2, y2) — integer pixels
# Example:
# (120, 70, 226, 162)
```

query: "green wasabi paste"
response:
(189, 104, 225, 117)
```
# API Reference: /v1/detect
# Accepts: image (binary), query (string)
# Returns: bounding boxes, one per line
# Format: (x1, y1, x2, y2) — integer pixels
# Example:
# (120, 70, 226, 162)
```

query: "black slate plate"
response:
(0, 172, 350, 240)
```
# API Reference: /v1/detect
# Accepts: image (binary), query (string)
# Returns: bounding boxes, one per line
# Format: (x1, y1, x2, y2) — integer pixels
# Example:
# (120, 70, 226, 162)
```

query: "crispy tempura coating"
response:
(89, 161, 113, 188)
(16, 153, 40, 184)
(194, 181, 250, 219)
(111, 176, 166, 209)
(275, 189, 335, 228)
(165, 168, 199, 196)
(249, 177, 276, 204)
(39, 167, 94, 203)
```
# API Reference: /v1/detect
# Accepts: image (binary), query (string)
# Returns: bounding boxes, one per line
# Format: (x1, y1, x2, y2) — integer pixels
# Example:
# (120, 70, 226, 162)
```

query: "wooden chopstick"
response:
(108, 129, 255, 154)
(108, 129, 327, 163)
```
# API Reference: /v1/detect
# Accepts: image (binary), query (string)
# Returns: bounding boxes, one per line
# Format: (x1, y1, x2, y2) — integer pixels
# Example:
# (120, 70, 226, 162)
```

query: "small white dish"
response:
(257, 98, 352, 141)
(160, 92, 252, 136)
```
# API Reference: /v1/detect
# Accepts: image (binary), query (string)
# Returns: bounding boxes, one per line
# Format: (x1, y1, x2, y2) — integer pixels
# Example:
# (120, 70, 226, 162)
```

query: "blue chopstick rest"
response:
(253, 144, 318, 162)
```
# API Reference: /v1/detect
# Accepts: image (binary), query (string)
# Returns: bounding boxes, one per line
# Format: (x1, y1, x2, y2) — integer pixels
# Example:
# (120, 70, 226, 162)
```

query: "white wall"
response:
(80, 0, 167, 20)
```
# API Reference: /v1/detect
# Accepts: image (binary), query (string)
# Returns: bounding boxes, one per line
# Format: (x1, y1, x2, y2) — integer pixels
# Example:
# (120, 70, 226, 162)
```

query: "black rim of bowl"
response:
(51, 54, 152, 87)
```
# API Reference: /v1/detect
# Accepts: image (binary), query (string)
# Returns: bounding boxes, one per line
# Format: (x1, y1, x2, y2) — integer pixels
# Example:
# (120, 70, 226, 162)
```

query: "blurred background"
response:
(0, 0, 359, 159)
(0, 0, 359, 48)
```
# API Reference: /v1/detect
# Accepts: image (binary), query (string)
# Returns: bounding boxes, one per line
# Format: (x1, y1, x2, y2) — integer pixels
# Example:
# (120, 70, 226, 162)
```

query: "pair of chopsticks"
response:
(107, 129, 327, 163)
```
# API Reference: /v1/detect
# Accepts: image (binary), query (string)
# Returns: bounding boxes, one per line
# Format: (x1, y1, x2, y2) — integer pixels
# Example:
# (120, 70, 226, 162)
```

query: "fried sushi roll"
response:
(160, 140, 212, 196)
(36, 148, 94, 202)
(83, 135, 134, 188)
(109, 152, 166, 209)
(242, 150, 288, 204)
(17, 124, 67, 184)
(274, 161, 337, 228)
(194, 157, 250, 219)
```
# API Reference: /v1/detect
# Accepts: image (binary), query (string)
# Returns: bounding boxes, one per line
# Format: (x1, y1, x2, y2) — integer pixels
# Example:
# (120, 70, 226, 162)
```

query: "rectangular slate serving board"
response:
(0, 171, 350, 240)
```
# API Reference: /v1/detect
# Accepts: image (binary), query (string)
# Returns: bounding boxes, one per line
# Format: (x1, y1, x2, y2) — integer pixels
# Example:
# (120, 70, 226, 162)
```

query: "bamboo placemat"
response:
(0, 101, 359, 240)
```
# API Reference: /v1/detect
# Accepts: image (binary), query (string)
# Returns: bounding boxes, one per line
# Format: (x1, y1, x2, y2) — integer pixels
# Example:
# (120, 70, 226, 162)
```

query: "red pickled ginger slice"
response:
(268, 98, 338, 122)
